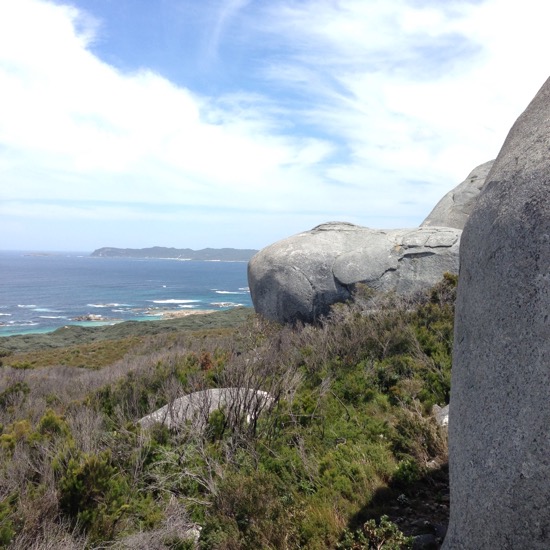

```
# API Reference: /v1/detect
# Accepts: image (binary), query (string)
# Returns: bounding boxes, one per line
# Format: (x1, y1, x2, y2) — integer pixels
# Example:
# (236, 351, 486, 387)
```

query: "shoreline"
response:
(0, 307, 247, 338)
(0, 253, 252, 338)
(0, 307, 255, 354)
(149, 309, 218, 319)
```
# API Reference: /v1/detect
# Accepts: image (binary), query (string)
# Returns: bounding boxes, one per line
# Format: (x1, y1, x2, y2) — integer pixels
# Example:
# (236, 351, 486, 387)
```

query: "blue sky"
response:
(1, 0, 549, 252)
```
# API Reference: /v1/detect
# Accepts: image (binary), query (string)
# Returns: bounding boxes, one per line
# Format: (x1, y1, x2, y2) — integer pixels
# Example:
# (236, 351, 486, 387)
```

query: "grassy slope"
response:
(0, 280, 455, 549)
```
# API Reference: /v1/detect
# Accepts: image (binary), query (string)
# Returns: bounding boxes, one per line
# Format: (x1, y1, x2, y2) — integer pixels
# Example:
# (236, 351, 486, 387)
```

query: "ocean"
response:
(0, 251, 253, 337)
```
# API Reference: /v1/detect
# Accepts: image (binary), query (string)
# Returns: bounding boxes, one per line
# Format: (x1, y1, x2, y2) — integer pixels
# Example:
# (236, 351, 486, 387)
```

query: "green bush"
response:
(206, 408, 227, 442)
(338, 515, 412, 549)
(37, 409, 70, 439)
(0, 494, 17, 548)
(0, 381, 29, 410)
(202, 469, 300, 549)
(393, 458, 422, 485)
(58, 451, 128, 538)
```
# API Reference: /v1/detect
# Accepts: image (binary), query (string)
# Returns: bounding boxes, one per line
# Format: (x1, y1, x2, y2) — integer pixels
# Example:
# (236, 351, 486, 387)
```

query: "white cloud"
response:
(245, 0, 550, 215)
(0, 1, 331, 211)
(1, 0, 550, 250)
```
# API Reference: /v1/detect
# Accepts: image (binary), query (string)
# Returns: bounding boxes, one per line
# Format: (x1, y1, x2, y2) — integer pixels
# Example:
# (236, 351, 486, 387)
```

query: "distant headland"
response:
(90, 246, 258, 262)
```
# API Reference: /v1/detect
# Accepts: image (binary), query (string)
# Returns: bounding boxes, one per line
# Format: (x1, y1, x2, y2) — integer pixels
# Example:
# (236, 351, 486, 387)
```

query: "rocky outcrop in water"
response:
(444, 78, 550, 549)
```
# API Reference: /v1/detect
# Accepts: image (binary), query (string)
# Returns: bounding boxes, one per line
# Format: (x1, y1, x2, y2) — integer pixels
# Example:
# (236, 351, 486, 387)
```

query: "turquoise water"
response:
(0, 251, 252, 336)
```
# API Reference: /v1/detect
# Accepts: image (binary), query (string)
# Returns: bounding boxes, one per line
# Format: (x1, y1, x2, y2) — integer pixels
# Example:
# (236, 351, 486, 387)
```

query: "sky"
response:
(0, 0, 549, 252)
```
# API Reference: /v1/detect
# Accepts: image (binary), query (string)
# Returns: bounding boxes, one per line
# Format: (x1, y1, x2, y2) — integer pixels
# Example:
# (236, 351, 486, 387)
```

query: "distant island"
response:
(90, 246, 258, 262)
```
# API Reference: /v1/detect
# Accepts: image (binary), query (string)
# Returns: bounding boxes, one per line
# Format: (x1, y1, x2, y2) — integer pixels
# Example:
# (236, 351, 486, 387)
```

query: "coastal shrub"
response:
(0, 420, 33, 451)
(201, 468, 300, 549)
(0, 381, 30, 412)
(9, 361, 35, 370)
(409, 272, 456, 405)
(58, 451, 125, 537)
(94, 358, 187, 420)
(56, 448, 162, 541)
(296, 503, 345, 550)
(0, 494, 17, 547)
(37, 409, 70, 439)
(338, 515, 412, 549)
(393, 458, 423, 485)
(391, 406, 446, 466)
(206, 407, 227, 442)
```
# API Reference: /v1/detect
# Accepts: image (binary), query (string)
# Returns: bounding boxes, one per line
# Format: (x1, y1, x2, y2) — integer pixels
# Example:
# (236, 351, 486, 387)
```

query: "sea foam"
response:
(149, 299, 201, 304)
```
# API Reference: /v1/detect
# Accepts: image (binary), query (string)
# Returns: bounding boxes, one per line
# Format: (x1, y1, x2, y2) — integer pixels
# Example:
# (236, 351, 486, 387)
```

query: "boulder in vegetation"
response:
(138, 387, 274, 431)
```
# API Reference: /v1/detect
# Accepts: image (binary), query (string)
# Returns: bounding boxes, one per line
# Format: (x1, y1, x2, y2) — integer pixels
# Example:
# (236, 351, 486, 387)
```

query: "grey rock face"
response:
(248, 223, 460, 323)
(138, 388, 273, 430)
(444, 78, 550, 549)
(421, 160, 494, 230)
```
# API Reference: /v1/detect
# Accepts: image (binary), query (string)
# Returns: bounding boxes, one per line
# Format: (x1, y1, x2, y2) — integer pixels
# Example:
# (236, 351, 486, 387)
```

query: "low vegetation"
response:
(0, 307, 253, 355)
(0, 275, 456, 549)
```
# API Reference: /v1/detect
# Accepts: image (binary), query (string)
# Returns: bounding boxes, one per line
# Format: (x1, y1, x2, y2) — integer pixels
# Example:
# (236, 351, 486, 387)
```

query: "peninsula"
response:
(91, 246, 258, 261)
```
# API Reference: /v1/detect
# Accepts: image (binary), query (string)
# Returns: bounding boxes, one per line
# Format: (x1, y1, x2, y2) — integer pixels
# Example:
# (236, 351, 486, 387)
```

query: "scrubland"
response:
(0, 275, 455, 549)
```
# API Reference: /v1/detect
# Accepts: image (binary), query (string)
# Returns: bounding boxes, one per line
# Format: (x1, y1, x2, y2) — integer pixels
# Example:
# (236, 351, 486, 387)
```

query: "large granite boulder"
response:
(248, 160, 494, 324)
(248, 223, 460, 323)
(421, 160, 494, 229)
(444, 78, 550, 548)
